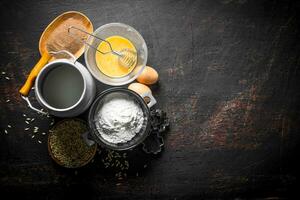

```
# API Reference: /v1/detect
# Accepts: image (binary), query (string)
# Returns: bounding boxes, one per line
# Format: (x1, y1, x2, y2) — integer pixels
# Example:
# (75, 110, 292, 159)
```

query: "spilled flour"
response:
(96, 96, 144, 143)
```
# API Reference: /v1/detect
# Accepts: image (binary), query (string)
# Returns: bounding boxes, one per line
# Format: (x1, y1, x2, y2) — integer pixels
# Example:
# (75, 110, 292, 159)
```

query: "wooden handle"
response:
(19, 53, 51, 96)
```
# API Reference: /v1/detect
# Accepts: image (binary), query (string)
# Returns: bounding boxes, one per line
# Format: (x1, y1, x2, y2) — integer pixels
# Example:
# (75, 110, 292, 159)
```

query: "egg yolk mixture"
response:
(95, 36, 137, 77)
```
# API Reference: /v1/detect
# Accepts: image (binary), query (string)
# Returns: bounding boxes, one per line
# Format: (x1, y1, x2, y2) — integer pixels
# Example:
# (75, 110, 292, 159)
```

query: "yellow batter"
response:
(95, 36, 137, 77)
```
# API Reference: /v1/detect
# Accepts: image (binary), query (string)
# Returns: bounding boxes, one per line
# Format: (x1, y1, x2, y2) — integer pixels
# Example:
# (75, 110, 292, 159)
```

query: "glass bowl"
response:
(84, 23, 148, 86)
(88, 88, 151, 151)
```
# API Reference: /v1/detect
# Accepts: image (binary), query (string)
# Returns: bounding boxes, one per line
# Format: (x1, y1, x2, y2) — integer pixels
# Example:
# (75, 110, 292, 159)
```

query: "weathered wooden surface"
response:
(0, 0, 300, 199)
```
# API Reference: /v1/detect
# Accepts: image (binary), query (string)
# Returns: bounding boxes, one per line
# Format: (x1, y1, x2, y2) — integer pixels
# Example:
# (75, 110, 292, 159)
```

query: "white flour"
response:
(96, 96, 144, 143)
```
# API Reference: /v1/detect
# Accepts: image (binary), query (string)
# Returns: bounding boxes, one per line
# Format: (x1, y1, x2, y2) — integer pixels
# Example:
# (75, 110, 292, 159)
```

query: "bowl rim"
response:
(84, 23, 148, 86)
(88, 87, 151, 151)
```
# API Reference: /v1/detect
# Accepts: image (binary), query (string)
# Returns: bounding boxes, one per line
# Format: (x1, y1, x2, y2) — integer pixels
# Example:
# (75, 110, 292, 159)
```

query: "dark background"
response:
(1, 0, 300, 199)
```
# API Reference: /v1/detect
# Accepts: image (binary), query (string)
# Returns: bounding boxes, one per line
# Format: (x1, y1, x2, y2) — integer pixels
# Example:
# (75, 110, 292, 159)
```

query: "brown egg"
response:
(128, 82, 152, 96)
(137, 66, 159, 85)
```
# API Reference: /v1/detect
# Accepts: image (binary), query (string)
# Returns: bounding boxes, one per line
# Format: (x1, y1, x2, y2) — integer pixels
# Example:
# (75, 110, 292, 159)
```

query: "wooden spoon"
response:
(19, 11, 93, 96)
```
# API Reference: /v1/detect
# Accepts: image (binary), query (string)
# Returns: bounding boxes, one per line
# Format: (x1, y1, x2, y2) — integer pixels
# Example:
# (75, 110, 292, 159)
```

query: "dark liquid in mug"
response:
(42, 64, 84, 109)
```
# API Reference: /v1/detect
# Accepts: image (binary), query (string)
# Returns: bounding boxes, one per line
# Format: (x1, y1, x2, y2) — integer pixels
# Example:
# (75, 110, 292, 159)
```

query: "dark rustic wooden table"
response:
(1, 0, 300, 199)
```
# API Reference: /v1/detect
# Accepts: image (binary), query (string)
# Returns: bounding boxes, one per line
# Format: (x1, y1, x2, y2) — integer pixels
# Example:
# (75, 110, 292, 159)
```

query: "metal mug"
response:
(22, 50, 96, 117)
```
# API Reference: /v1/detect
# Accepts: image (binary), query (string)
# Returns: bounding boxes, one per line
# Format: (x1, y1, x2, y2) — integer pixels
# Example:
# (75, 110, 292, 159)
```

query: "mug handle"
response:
(140, 91, 157, 108)
(48, 50, 77, 63)
(21, 95, 48, 115)
(82, 131, 95, 146)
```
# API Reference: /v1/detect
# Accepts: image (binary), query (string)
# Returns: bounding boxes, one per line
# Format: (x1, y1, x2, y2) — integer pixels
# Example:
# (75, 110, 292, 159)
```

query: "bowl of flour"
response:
(88, 88, 155, 150)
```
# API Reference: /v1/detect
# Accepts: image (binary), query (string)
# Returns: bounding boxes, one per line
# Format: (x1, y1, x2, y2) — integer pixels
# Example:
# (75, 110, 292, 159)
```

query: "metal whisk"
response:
(68, 26, 137, 68)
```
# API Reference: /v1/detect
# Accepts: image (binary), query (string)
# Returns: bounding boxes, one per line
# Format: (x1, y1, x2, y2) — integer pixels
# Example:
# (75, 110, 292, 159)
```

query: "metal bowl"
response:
(88, 88, 151, 150)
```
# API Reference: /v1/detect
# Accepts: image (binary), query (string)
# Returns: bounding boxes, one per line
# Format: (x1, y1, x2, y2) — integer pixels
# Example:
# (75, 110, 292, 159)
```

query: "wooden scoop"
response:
(19, 11, 93, 96)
